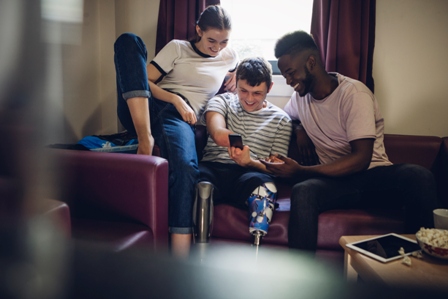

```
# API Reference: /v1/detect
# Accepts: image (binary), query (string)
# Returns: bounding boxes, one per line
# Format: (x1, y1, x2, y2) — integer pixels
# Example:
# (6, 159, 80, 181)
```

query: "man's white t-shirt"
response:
(283, 73, 391, 169)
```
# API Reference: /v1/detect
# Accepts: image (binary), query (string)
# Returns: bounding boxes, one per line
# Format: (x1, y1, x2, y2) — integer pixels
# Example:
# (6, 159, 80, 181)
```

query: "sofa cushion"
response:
(211, 201, 404, 250)
(72, 218, 155, 251)
(316, 209, 404, 250)
(210, 134, 441, 251)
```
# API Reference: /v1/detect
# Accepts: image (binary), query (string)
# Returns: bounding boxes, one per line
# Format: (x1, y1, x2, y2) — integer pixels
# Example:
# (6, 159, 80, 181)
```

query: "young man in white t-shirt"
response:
(261, 30, 438, 252)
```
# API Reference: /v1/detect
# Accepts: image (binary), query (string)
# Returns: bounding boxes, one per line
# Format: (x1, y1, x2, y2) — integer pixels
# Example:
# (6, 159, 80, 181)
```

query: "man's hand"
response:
(260, 154, 302, 177)
(172, 94, 197, 125)
(228, 145, 252, 166)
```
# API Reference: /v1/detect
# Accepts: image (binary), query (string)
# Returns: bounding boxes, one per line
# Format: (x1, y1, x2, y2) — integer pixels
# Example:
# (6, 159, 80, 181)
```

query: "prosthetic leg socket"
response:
(193, 181, 214, 243)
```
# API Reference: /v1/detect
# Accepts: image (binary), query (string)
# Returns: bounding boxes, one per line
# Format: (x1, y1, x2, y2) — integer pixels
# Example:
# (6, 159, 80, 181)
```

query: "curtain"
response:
(156, 0, 221, 54)
(310, 0, 376, 92)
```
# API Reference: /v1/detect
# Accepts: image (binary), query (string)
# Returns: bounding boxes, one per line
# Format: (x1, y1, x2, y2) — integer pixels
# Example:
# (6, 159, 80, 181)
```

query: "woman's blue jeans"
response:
(287, 163, 439, 251)
(114, 33, 198, 234)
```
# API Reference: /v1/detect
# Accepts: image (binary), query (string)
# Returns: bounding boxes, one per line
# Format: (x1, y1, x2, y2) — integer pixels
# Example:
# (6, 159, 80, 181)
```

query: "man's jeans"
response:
(114, 33, 197, 234)
(288, 163, 439, 251)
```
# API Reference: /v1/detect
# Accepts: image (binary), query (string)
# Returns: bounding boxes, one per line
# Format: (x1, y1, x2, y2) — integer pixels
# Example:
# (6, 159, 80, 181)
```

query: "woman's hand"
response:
(223, 71, 237, 93)
(172, 94, 197, 125)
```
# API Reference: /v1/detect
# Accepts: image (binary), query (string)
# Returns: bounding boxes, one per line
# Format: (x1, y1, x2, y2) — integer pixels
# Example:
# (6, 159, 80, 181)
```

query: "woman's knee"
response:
(170, 159, 199, 183)
(114, 33, 145, 53)
(115, 32, 137, 45)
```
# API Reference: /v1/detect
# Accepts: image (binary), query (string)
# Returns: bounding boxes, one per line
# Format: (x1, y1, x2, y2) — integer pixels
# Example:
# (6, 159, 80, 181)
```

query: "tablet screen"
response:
(346, 233, 421, 263)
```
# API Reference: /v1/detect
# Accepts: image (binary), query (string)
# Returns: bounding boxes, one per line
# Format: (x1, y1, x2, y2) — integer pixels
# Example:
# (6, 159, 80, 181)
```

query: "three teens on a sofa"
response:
(114, 1, 439, 257)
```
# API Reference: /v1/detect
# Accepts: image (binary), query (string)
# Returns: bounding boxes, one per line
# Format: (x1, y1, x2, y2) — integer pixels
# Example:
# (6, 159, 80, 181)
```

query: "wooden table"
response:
(339, 235, 448, 290)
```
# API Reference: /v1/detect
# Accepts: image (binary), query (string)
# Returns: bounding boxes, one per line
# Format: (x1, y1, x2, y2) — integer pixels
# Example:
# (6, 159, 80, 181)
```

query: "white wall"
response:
(59, 0, 448, 143)
(55, 0, 159, 143)
(269, 0, 448, 137)
(373, 0, 448, 137)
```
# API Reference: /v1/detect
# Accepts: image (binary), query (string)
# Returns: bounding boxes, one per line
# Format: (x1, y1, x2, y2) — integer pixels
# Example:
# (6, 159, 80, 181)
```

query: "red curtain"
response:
(310, 0, 376, 92)
(156, 0, 221, 54)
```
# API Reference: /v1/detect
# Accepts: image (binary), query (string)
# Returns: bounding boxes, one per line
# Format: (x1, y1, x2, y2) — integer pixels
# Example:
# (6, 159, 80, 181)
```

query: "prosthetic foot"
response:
(193, 181, 214, 243)
(247, 182, 277, 246)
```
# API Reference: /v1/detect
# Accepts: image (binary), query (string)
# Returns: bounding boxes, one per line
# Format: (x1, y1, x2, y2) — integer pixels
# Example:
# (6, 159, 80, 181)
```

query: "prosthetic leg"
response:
(193, 181, 214, 243)
(247, 182, 277, 246)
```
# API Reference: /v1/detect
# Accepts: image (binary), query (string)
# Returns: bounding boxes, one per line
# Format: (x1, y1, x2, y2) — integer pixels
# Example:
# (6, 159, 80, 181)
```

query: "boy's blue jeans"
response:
(114, 33, 197, 234)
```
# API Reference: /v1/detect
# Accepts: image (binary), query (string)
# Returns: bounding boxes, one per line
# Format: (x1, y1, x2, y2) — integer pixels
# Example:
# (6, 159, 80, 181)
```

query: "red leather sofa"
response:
(46, 149, 169, 252)
(32, 198, 72, 238)
(45, 131, 447, 267)
(205, 130, 448, 263)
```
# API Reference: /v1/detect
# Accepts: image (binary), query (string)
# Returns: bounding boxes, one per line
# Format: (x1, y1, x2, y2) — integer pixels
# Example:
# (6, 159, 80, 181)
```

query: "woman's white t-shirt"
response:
(151, 40, 238, 117)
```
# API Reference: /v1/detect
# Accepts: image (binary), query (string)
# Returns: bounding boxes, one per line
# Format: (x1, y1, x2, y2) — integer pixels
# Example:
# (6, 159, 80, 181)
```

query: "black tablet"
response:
(346, 233, 421, 263)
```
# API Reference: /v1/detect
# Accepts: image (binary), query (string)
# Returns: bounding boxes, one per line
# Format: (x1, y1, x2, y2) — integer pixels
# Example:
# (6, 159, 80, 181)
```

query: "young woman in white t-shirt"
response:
(114, 5, 238, 258)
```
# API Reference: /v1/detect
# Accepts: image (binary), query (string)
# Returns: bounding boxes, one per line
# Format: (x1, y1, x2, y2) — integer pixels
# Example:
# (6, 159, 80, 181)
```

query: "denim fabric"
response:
(150, 100, 198, 234)
(199, 162, 275, 209)
(287, 164, 438, 251)
(114, 33, 197, 233)
(114, 33, 152, 136)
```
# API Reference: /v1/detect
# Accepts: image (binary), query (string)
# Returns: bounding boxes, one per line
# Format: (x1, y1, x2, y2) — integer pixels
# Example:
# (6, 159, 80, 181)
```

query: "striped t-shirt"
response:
(200, 93, 292, 164)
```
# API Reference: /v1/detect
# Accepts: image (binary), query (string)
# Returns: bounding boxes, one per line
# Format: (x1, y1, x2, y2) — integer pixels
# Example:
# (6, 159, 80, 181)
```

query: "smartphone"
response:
(228, 134, 244, 150)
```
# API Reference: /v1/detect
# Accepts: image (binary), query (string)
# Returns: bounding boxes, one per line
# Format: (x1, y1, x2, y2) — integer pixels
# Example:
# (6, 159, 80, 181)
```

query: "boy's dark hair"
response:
(274, 30, 319, 58)
(236, 57, 272, 89)
(195, 5, 232, 42)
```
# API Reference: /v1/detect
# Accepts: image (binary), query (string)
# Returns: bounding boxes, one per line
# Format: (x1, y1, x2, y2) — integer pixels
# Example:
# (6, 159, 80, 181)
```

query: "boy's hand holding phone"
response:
(228, 134, 244, 150)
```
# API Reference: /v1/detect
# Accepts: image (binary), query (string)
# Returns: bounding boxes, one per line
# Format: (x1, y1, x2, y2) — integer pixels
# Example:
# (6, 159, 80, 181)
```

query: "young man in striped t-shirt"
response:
(197, 57, 292, 245)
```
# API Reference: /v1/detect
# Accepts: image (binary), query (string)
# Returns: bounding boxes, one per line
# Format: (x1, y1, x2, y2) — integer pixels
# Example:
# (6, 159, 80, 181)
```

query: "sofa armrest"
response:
(30, 198, 72, 238)
(47, 149, 169, 248)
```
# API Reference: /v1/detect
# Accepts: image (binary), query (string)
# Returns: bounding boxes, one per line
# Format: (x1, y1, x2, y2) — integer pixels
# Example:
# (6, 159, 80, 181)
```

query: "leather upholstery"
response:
(438, 137, 448, 207)
(36, 198, 72, 238)
(46, 132, 447, 258)
(206, 132, 446, 255)
(47, 149, 169, 252)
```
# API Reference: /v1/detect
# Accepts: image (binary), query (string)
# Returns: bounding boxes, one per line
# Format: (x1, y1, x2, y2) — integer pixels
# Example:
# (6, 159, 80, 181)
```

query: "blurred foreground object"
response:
(1, 0, 81, 298)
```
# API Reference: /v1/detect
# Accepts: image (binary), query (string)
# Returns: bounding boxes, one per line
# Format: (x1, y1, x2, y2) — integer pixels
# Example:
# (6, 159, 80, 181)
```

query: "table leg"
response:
(344, 250, 358, 282)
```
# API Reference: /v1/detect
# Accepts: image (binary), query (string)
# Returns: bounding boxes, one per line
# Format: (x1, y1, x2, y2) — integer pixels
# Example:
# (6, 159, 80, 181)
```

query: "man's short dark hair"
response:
(236, 57, 272, 89)
(274, 30, 319, 58)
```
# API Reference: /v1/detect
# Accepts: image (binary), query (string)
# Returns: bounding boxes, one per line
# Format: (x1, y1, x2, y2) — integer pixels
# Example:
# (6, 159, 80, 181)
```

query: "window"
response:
(221, 0, 313, 68)
(221, 0, 313, 102)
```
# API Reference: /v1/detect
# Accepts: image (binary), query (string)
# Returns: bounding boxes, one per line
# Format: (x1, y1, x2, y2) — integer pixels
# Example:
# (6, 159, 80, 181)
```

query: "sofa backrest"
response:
(383, 134, 442, 171)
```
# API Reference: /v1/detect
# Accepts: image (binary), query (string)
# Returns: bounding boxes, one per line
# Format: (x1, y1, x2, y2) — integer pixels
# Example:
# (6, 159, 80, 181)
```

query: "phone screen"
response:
(228, 134, 243, 150)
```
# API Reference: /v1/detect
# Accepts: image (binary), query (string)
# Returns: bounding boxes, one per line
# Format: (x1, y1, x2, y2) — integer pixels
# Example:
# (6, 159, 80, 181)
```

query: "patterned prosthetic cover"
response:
(247, 182, 277, 236)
